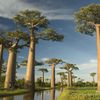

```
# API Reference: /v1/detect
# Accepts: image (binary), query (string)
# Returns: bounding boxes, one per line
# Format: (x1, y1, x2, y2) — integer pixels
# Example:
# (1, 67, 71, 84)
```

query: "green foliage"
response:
(39, 28, 64, 41)
(61, 63, 79, 71)
(38, 68, 48, 72)
(20, 59, 44, 66)
(16, 78, 25, 88)
(36, 77, 43, 87)
(90, 72, 96, 77)
(0, 30, 29, 49)
(45, 58, 64, 66)
(14, 10, 64, 42)
(14, 10, 48, 28)
(74, 4, 100, 35)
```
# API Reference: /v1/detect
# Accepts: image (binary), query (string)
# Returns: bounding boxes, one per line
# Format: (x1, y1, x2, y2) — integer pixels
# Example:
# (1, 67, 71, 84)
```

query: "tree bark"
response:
(69, 71, 72, 87)
(95, 24, 100, 91)
(25, 34, 35, 90)
(67, 71, 70, 87)
(4, 48, 17, 89)
(0, 44, 3, 80)
(51, 64, 55, 89)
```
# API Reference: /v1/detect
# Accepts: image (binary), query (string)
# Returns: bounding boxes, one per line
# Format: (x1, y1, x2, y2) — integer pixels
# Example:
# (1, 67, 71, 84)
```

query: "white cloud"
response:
(77, 59, 97, 70)
(41, 57, 49, 62)
(0, 0, 73, 20)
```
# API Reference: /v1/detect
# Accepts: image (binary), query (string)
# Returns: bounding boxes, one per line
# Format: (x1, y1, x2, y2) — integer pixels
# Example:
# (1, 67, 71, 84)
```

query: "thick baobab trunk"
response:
(70, 72, 73, 87)
(69, 72, 72, 87)
(93, 77, 95, 83)
(4, 48, 17, 89)
(67, 71, 70, 87)
(51, 64, 55, 89)
(0, 44, 3, 79)
(96, 24, 100, 91)
(25, 34, 35, 89)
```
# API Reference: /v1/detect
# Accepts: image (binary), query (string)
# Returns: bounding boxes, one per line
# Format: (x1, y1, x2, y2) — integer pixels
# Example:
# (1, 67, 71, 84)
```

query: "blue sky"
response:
(0, 0, 100, 82)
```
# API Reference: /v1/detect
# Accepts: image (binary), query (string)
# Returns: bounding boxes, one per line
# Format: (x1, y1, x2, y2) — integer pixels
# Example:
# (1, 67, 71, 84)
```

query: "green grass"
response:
(58, 87, 100, 100)
(0, 89, 30, 96)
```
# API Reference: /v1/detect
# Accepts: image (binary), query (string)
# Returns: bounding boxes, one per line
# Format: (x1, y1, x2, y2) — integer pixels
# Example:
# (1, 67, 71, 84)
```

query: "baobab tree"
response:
(57, 72, 65, 86)
(38, 68, 48, 85)
(14, 10, 64, 90)
(0, 32, 8, 80)
(45, 58, 63, 88)
(61, 63, 79, 87)
(72, 75, 77, 83)
(4, 30, 29, 89)
(74, 4, 100, 91)
(90, 72, 96, 86)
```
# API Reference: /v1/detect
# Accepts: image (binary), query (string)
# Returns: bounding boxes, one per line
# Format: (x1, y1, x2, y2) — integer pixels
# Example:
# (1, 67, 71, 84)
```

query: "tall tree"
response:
(61, 63, 79, 87)
(57, 72, 66, 86)
(4, 30, 29, 89)
(45, 58, 63, 88)
(72, 75, 77, 83)
(14, 10, 64, 89)
(0, 32, 8, 80)
(74, 4, 100, 91)
(38, 68, 48, 85)
(90, 72, 96, 85)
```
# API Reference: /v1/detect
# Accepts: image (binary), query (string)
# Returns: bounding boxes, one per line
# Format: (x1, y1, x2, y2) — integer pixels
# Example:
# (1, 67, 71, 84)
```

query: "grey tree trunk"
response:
(67, 71, 70, 87)
(51, 64, 55, 89)
(4, 48, 17, 89)
(95, 24, 100, 91)
(25, 34, 35, 90)
(0, 44, 3, 80)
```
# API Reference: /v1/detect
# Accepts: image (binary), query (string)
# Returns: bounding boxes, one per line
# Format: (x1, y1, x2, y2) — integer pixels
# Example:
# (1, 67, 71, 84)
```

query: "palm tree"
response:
(45, 58, 64, 88)
(90, 72, 96, 85)
(74, 4, 100, 91)
(14, 10, 64, 89)
(61, 63, 79, 87)
(38, 68, 48, 85)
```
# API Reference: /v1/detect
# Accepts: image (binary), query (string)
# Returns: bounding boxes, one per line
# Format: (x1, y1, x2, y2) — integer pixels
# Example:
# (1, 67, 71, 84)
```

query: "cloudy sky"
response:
(0, 0, 100, 82)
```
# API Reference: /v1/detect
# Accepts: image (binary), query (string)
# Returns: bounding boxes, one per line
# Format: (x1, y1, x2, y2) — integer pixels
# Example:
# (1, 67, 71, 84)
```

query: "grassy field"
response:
(58, 87, 100, 100)
(0, 89, 30, 96)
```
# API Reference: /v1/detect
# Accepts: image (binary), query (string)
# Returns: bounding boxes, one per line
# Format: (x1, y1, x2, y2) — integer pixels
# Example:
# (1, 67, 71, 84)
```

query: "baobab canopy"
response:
(45, 58, 64, 66)
(75, 4, 100, 36)
(14, 10, 64, 42)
